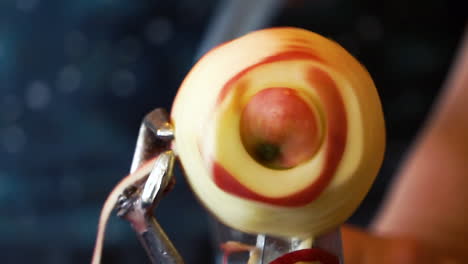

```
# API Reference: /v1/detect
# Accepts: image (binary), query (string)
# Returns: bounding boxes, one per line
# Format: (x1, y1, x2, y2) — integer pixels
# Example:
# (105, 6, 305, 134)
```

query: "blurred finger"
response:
(341, 225, 457, 264)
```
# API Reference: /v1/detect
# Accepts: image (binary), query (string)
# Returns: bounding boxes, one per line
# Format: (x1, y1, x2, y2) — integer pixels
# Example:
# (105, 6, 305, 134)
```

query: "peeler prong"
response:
(116, 108, 184, 264)
(130, 108, 173, 174)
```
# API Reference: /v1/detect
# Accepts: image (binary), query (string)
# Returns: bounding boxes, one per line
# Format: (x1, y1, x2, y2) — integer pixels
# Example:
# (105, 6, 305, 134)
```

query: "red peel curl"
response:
(269, 248, 339, 264)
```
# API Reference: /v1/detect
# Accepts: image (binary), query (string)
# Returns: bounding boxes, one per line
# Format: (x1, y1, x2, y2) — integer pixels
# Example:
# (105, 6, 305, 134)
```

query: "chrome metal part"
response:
(255, 234, 266, 263)
(118, 107, 183, 264)
(116, 185, 139, 218)
(117, 188, 184, 264)
(130, 108, 172, 174)
(137, 216, 185, 264)
(249, 228, 344, 263)
(116, 193, 136, 218)
(141, 150, 175, 208)
(314, 228, 344, 263)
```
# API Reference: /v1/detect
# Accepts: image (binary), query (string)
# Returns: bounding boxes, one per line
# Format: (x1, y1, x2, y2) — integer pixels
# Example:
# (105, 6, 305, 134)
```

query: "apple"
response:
(171, 27, 385, 238)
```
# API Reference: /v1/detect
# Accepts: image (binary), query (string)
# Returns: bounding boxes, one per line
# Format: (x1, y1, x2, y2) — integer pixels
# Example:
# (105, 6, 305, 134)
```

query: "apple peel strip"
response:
(91, 156, 157, 264)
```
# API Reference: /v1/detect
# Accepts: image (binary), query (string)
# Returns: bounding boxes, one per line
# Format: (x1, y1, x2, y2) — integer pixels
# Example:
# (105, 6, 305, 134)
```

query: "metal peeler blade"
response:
(130, 108, 173, 174)
(117, 108, 184, 264)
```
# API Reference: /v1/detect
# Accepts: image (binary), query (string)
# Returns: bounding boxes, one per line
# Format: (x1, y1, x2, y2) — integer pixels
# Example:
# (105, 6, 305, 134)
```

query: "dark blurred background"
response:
(0, 0, 465, 263)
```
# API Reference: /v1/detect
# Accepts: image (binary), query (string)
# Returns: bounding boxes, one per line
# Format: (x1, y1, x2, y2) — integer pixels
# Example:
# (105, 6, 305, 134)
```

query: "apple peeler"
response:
(114, 107, 345, 264)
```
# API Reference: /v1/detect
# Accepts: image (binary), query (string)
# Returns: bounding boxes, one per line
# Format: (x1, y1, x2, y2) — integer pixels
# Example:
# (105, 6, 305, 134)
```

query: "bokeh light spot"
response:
(111, 69, 136, 97)
(56, 65, 82, 93)
(25, 80, 51, 110)
(16, 0, 40, 12)
(145, 17, 173, 46)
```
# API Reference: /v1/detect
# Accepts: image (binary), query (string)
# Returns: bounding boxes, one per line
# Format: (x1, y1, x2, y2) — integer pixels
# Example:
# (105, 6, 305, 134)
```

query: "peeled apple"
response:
(171, 27, 386, 238)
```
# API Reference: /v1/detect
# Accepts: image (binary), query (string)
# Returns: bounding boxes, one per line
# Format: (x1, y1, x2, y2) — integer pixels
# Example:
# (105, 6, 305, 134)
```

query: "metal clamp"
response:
(115, 108, 184, 264)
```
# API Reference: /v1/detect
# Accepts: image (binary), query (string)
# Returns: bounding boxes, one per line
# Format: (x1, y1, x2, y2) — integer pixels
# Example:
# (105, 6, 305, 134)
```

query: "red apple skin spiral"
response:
(171, 27, 385, 238)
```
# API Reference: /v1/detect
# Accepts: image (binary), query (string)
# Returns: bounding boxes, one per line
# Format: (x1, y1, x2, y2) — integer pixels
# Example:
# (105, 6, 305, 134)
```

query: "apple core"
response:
(240, 87, 322, 169)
